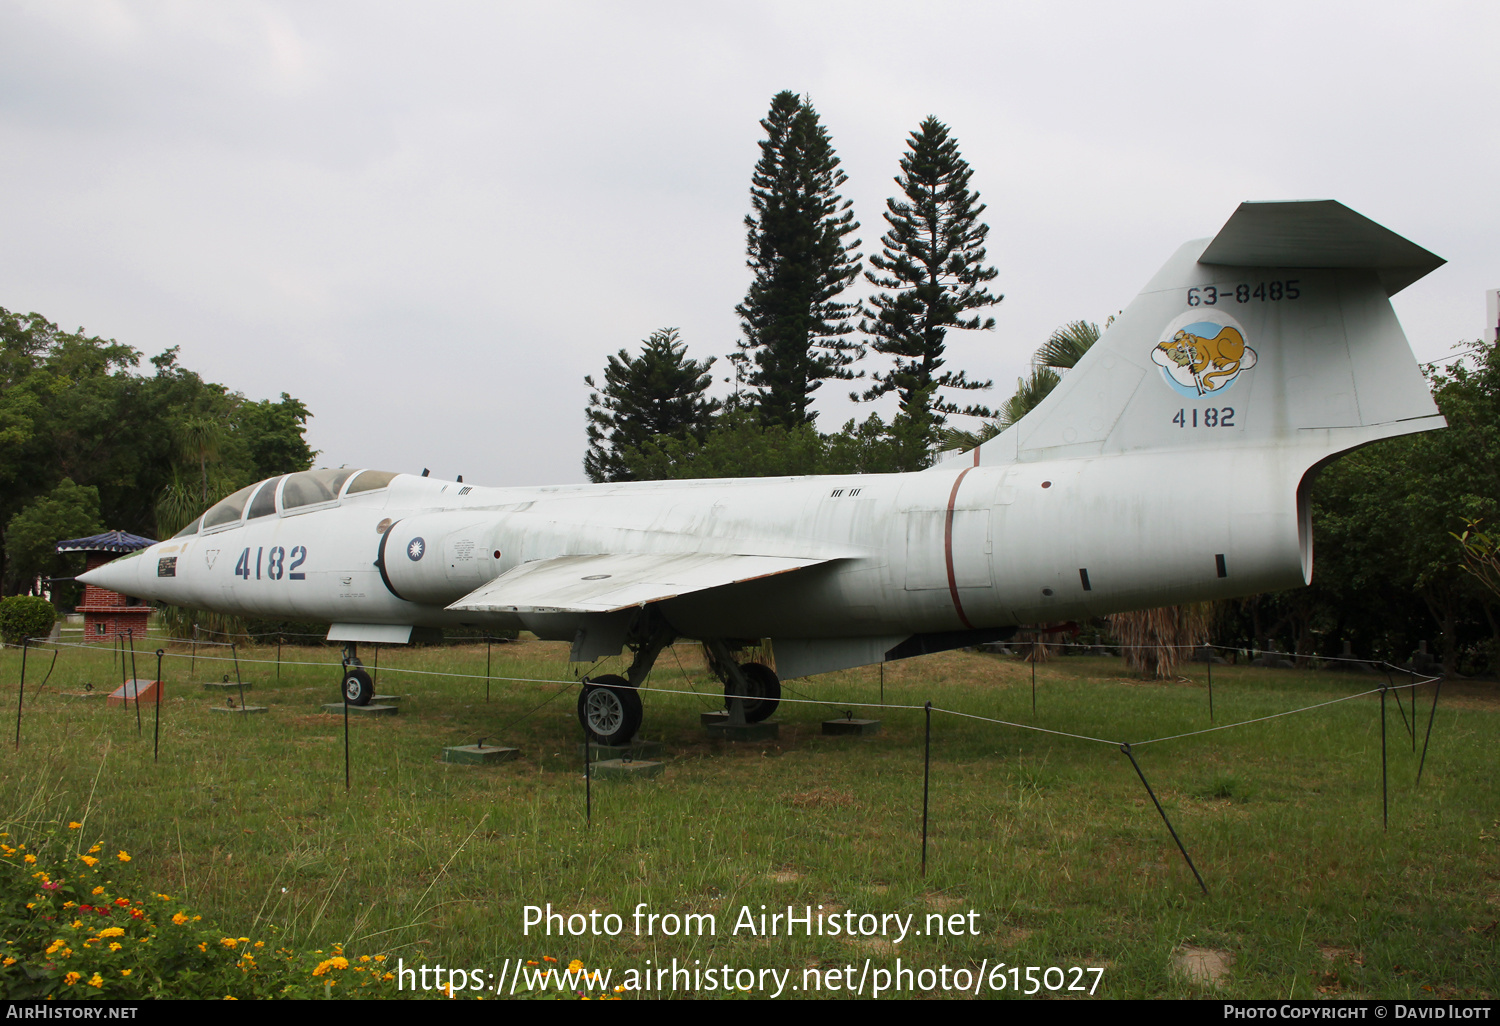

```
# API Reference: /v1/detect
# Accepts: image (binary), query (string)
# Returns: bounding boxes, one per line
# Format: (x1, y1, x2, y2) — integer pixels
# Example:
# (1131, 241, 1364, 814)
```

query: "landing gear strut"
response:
(704, 638, 781, 726)
(576, 612, 674, 744)
(341, 643, 373, 706)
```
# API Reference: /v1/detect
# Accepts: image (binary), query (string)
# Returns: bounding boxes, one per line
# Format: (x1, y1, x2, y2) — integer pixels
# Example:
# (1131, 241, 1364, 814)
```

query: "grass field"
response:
(1, 633, 1496, 999)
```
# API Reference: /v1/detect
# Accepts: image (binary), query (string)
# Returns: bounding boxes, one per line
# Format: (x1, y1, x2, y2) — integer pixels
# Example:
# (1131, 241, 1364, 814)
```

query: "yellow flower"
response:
(120, 970, 132, 977)
(568, 959, 583, 972)
(88, 844, 101, 855)
(80, 855, 99, 867)
(116, 851, 131, 863)
(46, 939, 65, 956)
(2, 957, 14, 967)
(254, 941, 264, 949)
(220, 938, 238, 949)
(88, 974, 103, 988)
(91, 886, 104, 896)
(68, 822, 81, 830)
(172, 913, 189, 926)
(197, 942, 208, 953)
(24, 854, 36, 864)
(71, 920, 83, 929)
(109, 943, 122, 952)
(63, 972, 81, 986)
(99, 928, 125, 938)
(157, 893, 171, 901)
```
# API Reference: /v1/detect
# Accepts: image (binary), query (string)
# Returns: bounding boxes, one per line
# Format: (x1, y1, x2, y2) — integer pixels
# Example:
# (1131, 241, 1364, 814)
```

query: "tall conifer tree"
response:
(732, 92, 862, 428)
(860, 117, 1002, 429)
(583, 328, 721, 482)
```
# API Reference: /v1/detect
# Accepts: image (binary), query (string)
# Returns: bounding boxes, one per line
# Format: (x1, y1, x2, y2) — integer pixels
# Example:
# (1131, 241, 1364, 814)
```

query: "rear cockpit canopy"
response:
(175, 469, 400, 536)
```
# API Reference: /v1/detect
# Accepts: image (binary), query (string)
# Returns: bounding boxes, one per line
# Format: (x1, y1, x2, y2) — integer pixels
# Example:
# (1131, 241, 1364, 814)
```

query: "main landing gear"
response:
(704, 637, 781, 727)
(572, 617, 786, 741)
(341, 642, 373, 706)
(577, 617, 673, 745)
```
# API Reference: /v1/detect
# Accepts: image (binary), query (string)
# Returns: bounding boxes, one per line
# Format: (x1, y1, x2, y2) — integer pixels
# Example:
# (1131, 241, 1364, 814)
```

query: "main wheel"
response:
(578, 675, 643, 745)
(343, 667, 374, 706)
(725, 662, 780, 723)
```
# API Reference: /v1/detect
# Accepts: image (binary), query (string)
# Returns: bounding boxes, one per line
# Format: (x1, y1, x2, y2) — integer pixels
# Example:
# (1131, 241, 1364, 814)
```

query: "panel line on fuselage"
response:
(943, 467, 977, 630)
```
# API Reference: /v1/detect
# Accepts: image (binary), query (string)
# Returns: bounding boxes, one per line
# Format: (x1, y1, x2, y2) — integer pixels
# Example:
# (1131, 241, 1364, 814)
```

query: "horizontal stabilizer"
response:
(1199, 200, 1444, 296)
(447, 552, 834, 614)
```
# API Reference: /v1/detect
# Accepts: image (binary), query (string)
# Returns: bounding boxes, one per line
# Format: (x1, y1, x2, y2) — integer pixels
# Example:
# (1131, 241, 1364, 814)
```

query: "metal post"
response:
(584, 714, 592, 828)
(129, 630, 142, 736)
(1120, 743, 1208, 895)
(191, 624, 197, 676)
(1380, 684, 1388, 831)
(922, 701, 931, 876)
(153, 649, 163, 762)
(1207, 651, 1214, 723)
(276, 637, 282, 682)
(341, 654, 351, 792)
(486, 637, 492, 703)
(15, 639, 27, 751)
(1416, 676, 1444, 787)
(233, 643, 246, 715)
(1031, 649, 1036, 714)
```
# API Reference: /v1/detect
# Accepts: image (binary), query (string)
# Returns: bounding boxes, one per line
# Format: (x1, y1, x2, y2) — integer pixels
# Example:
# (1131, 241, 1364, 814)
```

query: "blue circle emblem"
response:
(407, 537, 426, 561)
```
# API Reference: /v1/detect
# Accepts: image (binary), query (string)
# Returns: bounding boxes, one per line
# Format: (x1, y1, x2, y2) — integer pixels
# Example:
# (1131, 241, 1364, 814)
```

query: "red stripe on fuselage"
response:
(944, 467, 976, 629)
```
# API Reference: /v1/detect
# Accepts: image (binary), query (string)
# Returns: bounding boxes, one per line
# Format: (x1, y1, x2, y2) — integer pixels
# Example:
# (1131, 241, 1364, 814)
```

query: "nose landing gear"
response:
(340, 643, 373, 706)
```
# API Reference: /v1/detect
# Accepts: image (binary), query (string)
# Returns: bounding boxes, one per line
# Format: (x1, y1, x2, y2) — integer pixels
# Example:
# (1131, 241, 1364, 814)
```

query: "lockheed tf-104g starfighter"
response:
(82, 201, 1447, 744)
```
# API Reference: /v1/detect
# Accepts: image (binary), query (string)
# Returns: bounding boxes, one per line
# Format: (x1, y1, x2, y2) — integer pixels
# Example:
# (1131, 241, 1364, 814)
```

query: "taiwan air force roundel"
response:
(407, 537, 426, 561)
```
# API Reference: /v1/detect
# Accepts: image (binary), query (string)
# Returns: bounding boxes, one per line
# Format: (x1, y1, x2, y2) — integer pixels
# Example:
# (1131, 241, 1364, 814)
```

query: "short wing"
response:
(446, 552, 833, 614)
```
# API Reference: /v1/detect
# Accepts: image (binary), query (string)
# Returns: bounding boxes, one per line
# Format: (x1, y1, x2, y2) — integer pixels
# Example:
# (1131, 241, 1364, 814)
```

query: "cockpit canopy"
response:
(174, 469, 400, 537)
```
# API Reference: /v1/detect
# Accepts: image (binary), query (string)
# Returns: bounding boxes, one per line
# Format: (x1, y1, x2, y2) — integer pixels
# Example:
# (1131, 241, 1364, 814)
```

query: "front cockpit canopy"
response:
(175, 469, 401, 537)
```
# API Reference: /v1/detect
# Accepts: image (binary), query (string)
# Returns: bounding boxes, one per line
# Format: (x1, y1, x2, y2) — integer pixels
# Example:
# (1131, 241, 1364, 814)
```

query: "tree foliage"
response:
(620, 407, 933, 481)
(3, 478, 102, 596)
(732, 91, 863, 428)
(584, 328, 721, 482)
(0, 308, 317, 595)
(860, 117, 1002, 431)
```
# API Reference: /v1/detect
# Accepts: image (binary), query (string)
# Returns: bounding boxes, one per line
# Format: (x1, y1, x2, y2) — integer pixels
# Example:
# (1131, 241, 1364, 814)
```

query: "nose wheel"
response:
(343, 668, 374, 706)
(578, 675, 643, 746)
(340, 642, 373, 706)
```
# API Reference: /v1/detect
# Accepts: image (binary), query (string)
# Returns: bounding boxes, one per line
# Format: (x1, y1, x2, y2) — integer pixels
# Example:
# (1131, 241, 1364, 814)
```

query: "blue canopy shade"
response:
(56, 530, 157, 554)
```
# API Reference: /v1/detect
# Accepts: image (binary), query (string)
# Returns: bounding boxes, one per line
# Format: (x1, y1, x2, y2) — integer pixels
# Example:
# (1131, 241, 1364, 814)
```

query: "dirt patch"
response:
(1173, 946, 1233, 988)
(784, 787, 855, 809)
(768, 870, 802, 884)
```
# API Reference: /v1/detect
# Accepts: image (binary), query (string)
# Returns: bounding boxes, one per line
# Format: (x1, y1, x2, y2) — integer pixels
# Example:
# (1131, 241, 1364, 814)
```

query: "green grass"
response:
(1, 635, 1496, 999)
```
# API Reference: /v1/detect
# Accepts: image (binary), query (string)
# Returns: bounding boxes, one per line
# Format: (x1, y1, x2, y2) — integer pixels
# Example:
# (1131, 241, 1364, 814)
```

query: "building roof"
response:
(56, 530, 157, 554)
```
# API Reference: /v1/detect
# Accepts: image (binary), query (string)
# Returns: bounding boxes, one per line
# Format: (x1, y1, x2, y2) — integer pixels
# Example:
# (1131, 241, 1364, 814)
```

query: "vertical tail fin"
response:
(952, 200, 1445, 471)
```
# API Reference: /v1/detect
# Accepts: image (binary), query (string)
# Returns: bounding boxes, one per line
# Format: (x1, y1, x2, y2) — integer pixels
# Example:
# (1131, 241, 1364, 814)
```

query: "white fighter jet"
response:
(81, 201, 1445, 745)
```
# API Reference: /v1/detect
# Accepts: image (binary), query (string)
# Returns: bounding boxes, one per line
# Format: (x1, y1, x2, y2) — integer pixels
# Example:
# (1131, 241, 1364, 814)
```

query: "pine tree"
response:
(732, 91, 862, 429)
(583, 328, 721, 482)
(860, 117, 1002, 429)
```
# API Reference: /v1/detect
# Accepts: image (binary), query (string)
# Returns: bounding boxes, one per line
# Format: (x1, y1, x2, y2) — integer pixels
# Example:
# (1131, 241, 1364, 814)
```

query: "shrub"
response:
(0, 596, 56, 645)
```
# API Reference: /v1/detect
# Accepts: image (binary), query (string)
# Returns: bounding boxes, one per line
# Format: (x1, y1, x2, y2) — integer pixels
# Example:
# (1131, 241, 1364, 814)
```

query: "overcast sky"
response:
(2, 1, 1495, 487)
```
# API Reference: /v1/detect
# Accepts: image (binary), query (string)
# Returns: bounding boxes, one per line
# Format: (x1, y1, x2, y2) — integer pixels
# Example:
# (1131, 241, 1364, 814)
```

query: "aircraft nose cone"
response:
(77, 553, 146, 598)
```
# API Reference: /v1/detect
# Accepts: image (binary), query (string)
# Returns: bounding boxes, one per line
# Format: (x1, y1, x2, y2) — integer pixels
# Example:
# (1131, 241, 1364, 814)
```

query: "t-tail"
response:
(938, 200, 1445, 611)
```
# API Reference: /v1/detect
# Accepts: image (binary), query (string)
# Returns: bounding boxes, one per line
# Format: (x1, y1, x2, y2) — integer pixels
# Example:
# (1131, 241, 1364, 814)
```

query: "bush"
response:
(0, 596, 57, 645)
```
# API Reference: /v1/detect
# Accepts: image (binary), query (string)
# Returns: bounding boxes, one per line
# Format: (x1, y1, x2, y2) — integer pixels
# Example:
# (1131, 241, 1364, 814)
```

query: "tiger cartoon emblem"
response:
(1151, 313, 1257, 397)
